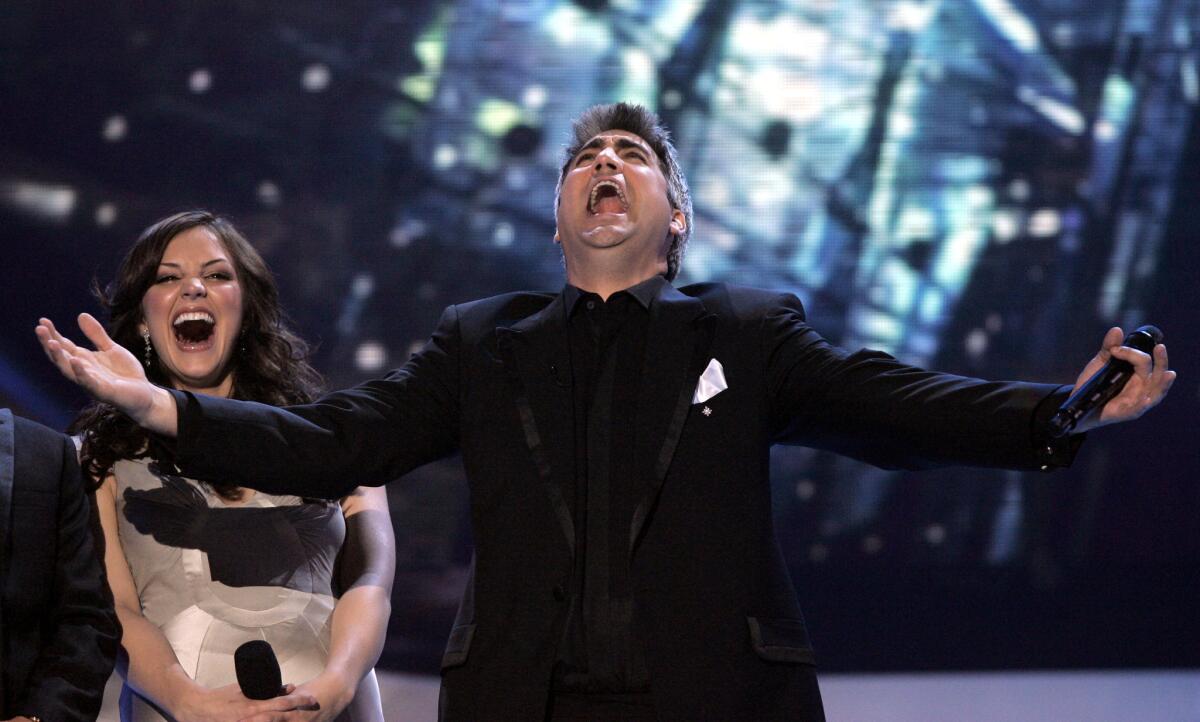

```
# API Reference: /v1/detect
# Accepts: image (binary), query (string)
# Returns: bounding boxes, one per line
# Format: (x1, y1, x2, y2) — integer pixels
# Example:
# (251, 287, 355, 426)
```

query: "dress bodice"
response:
(112, 458, 377, 721)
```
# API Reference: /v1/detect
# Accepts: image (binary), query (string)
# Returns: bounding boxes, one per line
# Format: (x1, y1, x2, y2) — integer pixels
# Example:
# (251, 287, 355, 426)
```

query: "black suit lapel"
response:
(630, 287, 716, 553)
(497, 296, 577, 556)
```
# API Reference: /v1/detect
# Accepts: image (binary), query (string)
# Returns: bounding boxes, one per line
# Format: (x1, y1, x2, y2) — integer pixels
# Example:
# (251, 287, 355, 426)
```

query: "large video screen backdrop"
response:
(3, 0, 1197, 672)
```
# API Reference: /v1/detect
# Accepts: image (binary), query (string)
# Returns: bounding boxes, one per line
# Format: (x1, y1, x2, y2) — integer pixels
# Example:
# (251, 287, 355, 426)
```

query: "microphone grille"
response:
(1128, 325, 1164, 352)
(234, 639, 282, 700)
(1135, 325, 1164, 344)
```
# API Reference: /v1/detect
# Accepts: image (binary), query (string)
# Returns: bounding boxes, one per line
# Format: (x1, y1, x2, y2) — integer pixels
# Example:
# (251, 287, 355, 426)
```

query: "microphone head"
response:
(1126, 325, 1164, 353)
(234, 640, 282, 700)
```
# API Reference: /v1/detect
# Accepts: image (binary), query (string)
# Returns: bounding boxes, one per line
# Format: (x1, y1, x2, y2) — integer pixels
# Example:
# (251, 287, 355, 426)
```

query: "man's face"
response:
(555, 129, 685, 273)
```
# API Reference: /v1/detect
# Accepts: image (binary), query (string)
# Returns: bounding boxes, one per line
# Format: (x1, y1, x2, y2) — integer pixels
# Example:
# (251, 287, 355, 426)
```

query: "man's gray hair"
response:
(555, 102, 693, 281)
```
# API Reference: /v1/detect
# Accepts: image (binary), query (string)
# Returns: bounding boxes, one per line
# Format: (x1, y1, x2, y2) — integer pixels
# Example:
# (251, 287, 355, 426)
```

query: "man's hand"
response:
(1070, 326, 1176, 433)
(35, 314, 179, 436)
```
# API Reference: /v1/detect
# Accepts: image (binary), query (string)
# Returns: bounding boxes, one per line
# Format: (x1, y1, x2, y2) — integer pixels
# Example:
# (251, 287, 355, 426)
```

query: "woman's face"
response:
(139, 226, 244, 396)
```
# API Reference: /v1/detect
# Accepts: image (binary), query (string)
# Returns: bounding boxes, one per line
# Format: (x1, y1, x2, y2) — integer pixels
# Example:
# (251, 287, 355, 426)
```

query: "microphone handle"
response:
(1047, 357, 1135, 437)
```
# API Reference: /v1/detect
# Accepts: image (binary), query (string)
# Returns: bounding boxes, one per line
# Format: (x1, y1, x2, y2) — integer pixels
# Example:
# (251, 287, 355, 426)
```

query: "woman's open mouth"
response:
(172, 311, 216, 351)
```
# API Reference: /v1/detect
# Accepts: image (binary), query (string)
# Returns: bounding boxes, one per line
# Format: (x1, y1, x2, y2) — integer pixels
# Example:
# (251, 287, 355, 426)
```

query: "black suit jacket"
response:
(0, 410, 119, 721)
(170, 284, 1077, 721)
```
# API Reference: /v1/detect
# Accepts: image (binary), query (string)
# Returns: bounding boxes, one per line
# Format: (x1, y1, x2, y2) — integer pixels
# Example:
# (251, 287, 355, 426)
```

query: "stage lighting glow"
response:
(302, 63, 331, 92)
(1052, 21, 1075, 47)
(1007, 178, 1030, 201)
(1094, 119, 1117, 142)
(543, 5, 607, 50)
(102, 115, 128, 142)
(492, 222, 515, 247)
(919, 288, 944, 323)
(964, 328, 988, 358)
(189, 68, 212, 94)
(924, 524, 947, 545)
(355, 341, 389, 372)
(854, 309, 903, 345)
(991, 209, 1019, 244)
(1027, 208, 1061, 237)
(973, 0, 1040, 52)
(352, 273, 375, 299)
(1, 180, 77, 222)
(522, 84, 547, 109)
(897, 206, 936, 241)
(1032, 94, 1085, 134)
(94, 202, 117, 227)
(390, 218, 427, 248)
(400, 74, 435, 102)
(618, 48, 656, 105)
(433, 144, 458, 170)
(476, 98, 522, 137)
(257, 180, 281, 207)
(889, 1, 937, 32)
(934, 227, 987, 288)
(1100, 74, 1134, 125)
(1182, 59, 1199, 103)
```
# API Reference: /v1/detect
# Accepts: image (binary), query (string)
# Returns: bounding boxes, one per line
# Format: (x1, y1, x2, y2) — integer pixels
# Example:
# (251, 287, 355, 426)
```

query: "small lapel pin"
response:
(702, 405, 713, 416)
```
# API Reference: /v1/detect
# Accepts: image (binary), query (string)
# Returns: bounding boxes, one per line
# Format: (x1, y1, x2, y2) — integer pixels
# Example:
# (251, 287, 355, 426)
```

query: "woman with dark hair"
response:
(68, 211, 391, 721)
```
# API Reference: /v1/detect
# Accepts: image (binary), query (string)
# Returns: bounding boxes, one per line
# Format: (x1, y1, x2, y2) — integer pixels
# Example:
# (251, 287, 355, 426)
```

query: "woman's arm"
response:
(292, 486, 395, 719)
(95, 476, 317, 721)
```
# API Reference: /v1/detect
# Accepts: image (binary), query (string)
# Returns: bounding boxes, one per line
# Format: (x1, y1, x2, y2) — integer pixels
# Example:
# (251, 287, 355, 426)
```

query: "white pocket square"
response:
(692, 358, 728, 404)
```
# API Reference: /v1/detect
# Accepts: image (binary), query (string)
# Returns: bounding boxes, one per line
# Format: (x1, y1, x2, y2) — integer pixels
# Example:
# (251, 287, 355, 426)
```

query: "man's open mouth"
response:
(588, 180, 628, 215)
(172, 311, 216, 350)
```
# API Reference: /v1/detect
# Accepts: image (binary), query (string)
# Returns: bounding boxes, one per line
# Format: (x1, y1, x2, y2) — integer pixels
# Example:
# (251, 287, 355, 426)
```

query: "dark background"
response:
(2, 0, 1197, 673)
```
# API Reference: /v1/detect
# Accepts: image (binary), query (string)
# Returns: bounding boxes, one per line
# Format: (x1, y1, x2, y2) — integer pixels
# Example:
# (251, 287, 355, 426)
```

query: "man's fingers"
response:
(69, 357, 100, 393)
(40, 318, 83, 355)
(1109, 345, 1153, 377)
(78, 312, 115, 351)
(38, 336, 79, 383)
(1147, 344, 1168, 391)
(1095, 326, 1124, 359)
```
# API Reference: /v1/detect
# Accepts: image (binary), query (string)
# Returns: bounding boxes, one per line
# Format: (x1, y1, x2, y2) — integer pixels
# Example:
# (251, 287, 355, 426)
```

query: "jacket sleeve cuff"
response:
(1031, 384, 1086, 470)
(158, 388, 197, 471)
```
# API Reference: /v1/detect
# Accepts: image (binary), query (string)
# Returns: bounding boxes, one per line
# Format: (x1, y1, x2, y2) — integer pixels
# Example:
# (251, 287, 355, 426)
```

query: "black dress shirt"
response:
(552, 275, 665, 695)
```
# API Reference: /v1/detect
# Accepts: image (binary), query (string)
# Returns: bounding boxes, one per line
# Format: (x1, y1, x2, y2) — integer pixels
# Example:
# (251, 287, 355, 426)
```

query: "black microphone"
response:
(234, 640, 284, 700)
(1047, 325, 1163, 437)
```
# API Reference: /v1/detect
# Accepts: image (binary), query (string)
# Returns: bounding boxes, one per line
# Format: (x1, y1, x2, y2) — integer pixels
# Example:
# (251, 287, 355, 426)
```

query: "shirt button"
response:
(586, 300, 596, 310)
(553, 584, 566, 601)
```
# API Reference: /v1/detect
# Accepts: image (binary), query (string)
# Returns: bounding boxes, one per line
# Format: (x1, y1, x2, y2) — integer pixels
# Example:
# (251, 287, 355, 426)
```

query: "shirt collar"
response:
(563, 274, 669, 316)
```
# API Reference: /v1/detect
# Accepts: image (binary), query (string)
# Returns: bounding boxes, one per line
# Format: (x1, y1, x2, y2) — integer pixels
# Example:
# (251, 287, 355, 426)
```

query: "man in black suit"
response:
(38, 103, 1175, 720)
(1, 409, 119, 722)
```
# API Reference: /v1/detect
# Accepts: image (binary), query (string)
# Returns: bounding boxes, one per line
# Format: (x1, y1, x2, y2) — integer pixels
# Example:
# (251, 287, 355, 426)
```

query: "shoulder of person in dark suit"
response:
(3, 412, 120, 722)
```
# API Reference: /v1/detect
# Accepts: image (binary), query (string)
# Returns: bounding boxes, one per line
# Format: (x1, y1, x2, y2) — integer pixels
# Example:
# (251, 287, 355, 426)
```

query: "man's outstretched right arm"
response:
(37, 306, 463, 499)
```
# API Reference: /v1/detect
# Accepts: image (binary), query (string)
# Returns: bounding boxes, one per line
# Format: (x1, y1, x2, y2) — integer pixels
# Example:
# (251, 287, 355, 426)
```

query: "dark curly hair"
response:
(70, 210, 322, 499)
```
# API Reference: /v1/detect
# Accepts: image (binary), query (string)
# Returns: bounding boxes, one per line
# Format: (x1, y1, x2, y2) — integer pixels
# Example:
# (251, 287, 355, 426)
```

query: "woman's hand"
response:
(174, 682, 318, 722)
(35, 315, 179, 435)
(236, 672, 353, 722)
